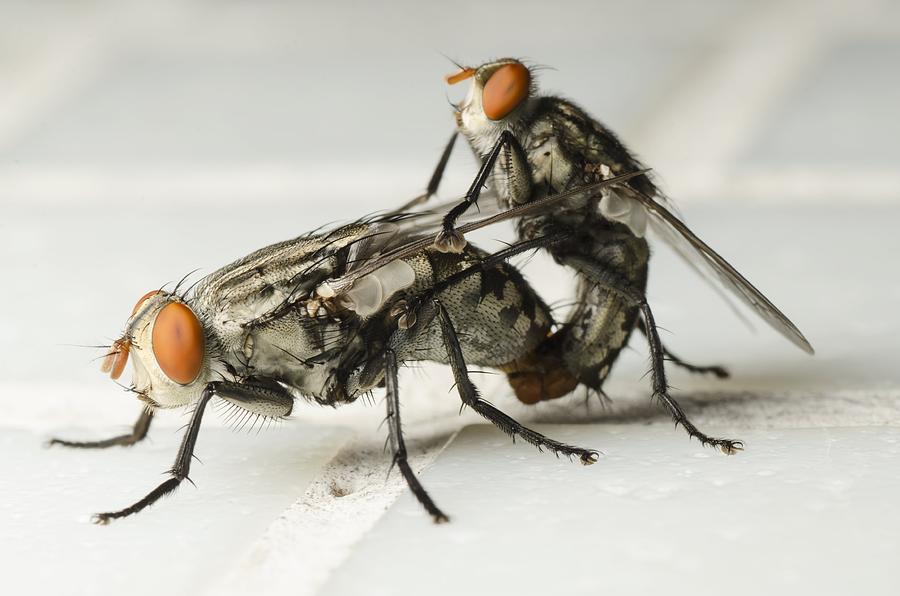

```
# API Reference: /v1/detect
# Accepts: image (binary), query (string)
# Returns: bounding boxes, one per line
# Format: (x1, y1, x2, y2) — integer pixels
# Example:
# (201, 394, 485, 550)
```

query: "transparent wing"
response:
(324, 171, 648, 296)
(615, 185, 814, 354)
(329, 170, 812, 354)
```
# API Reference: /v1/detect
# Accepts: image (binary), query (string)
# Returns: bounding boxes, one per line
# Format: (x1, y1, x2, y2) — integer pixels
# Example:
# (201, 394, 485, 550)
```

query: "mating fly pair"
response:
(50, 58, 813, 525)
(49, 174, 642, 524)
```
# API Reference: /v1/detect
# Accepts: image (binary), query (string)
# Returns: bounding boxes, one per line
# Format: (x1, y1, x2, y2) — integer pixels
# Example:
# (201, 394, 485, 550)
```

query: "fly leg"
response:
(92, 387, 214, 524)
(636, 319, 729, 379)
(434, 299, 599, 465)
(48, 408, 154, 449)
(393, 132, 458, 213)
(92, 380, 292, 524)
(384, 349, 450, 523)
(566, 256, 743, 455)
(436, 130, 525, 253)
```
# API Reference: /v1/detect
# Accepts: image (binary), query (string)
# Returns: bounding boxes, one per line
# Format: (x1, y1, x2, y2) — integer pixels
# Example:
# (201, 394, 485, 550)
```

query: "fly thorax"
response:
(204, 310, 245, 360)
(459, 109, 538, 209)
(241, 312, 341, 399)
(525, 133, 575, 199)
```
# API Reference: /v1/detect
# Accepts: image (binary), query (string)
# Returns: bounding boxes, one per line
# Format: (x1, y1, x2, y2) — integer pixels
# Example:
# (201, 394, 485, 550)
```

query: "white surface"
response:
(322, 425, 900, 596)
(1, 424, 348, 596)
(1, 1, 899, 595)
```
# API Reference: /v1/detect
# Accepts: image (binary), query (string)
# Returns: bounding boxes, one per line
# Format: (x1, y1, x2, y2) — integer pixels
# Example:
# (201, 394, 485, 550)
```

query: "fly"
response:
(49, 175, 634, 524)
(407, 57, 814, 454)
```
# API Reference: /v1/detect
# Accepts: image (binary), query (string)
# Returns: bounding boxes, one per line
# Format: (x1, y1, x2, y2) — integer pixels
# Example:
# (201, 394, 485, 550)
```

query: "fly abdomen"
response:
(557, 228, 648, 389)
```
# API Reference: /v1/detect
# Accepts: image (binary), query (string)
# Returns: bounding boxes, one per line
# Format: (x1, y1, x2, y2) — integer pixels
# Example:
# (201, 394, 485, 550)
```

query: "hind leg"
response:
(636, 319, 729, 379)
(561, 257, 743, 455)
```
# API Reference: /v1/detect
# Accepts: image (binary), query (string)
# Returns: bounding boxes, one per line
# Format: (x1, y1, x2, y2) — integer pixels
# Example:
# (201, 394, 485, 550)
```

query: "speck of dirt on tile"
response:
(329, 482, 351, 498)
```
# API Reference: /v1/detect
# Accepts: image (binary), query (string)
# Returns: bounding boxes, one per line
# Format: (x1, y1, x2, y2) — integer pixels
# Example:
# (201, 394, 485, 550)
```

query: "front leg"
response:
(92, 387, 214, 525)
(48, 408, 154, 449)
(384, 349, 449, 523)
(392, 131, 458, 213)
(436, 130, 526, 253)
(92, 380, 293, 524)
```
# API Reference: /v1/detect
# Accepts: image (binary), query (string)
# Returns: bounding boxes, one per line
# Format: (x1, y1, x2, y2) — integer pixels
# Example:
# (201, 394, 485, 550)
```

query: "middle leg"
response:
(48, 408, 154, 449)
(392, 131, 459, 213)
(384, 349, 449, 523)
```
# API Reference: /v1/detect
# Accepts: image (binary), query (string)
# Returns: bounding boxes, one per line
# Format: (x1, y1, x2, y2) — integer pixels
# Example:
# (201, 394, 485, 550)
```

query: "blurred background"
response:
(1, 1, 899, 595)
(3, 0, 898, 399)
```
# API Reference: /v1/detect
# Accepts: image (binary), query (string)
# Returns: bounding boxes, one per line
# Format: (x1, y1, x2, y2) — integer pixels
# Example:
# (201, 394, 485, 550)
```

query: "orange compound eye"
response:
(152, 302, 205, 385)
(482, 63, 530, 121)
(132, 290, 161, 316)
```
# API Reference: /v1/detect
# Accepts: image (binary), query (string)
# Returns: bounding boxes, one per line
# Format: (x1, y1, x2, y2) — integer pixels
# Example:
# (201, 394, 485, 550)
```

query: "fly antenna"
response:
(438, 52, 467, 71)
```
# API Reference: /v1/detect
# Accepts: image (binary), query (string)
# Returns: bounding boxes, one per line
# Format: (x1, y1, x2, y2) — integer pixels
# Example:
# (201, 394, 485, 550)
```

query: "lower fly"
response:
(49, 178, 636, 523)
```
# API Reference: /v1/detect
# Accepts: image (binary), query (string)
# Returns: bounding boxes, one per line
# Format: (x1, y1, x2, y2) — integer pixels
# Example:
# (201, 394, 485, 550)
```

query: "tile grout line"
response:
(208, 429, 460, 596)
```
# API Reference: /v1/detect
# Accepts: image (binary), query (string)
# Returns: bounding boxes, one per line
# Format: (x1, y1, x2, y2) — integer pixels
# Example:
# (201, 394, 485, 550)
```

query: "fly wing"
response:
(616, 185, 814, 354)
(327, 171, 812, 354)
(323, 170, 649, 296)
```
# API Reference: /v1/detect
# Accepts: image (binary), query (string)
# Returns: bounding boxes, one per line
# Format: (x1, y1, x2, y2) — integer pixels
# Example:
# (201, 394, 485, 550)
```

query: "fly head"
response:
(446, 58, 537, 147)
(101, 290, 215, 409)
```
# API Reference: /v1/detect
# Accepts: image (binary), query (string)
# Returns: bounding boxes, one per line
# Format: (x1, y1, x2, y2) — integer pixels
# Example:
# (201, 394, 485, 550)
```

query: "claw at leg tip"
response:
(581, 451, 600, 465)
(91, 514, 110, 526)
(721, 441, 744, 456)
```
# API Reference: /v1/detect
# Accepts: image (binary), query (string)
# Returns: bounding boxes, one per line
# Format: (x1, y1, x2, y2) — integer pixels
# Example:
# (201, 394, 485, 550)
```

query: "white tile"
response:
(0, 424, 349, 596)
(321, 424, 900, 596)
